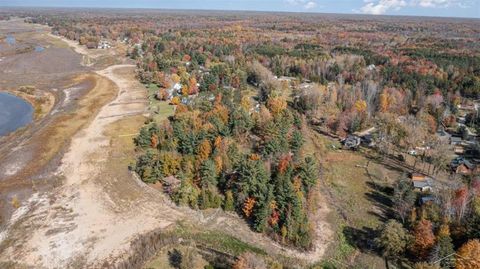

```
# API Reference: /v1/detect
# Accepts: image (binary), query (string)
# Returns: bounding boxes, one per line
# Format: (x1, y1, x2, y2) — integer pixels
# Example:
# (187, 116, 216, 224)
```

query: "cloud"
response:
(414, 0, 463, 7)
(358, 0, 470, 14)
(304, 1, 318, 9)
(359, 0, 407, 14)
(286, 0, 318, 9)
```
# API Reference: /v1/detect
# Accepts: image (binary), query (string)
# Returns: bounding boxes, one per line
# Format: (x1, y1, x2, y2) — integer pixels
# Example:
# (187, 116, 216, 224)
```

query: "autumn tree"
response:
(243, 197, 256, 218)
(412, 219, 436, 260)
(197, 139, 212, 162)
(456, 239, 480, 269)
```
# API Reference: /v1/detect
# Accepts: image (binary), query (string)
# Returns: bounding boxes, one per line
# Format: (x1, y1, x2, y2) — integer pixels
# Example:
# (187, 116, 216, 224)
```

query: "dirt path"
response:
(0, 64, 185, 268)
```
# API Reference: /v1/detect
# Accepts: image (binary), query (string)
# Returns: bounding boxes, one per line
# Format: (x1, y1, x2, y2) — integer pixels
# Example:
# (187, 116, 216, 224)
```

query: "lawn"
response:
(145, 83, 175, 123)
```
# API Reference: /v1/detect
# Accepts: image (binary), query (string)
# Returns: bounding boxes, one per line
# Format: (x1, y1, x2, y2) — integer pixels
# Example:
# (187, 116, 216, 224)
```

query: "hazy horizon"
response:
(1, 0, 478, 18)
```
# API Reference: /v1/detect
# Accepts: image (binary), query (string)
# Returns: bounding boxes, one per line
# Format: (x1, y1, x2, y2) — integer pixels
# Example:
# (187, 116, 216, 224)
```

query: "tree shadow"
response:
(343, 226, 379, 253)
(364, 180, 395, 221)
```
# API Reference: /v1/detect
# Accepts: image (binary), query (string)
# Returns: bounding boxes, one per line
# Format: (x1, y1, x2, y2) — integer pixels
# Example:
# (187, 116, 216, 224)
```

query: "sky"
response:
(1, 0, 479, 18)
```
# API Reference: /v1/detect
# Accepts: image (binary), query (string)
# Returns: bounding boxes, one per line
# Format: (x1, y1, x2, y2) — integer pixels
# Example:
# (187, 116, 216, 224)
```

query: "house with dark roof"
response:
(450, 136, 462, 145)
(413, 178, 434, 192)
(456, 159, 478, 175)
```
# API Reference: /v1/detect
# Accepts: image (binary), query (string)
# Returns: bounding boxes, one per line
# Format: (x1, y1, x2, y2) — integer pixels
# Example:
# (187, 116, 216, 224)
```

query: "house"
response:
(450, 136, 462, 145)
(86, 42, 97, 49)
(413, 178, 434, 192)
(436, 127, 451, 142)
(420, 195, 436, 205)
(343, 135, 361, 150)
(98, 40, 111, 49)
(411, 173, 426, 181)
(454, 145, 465, 155)
(455, 160, 477, 175)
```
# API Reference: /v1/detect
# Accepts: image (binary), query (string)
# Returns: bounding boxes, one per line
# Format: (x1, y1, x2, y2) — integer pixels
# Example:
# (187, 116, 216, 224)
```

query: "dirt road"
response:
(0, 64, 184, 268)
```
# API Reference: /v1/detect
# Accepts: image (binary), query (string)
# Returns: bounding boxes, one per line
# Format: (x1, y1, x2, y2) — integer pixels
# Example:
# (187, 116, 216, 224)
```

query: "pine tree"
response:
(253, 188, 273, 233)
(235, 158, 270, 205)
(290, 129, 304, 153)
(224, 190, 235, 211)
(298, 156, 318, 192)
(430, 234, 455, 268)
(200, 159, 217, 188)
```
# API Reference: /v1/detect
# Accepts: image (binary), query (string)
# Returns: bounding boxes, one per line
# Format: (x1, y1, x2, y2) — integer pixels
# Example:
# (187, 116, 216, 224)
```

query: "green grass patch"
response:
(144, 83, 174, 123)
(173, 223, 267, 257)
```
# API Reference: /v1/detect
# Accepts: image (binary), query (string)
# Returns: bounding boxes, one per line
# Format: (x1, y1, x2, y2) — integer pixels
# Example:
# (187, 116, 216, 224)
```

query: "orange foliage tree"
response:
(242, 197, 256, 218)
(411, 219, 436, 259)
(456, 239, 480, 269)
(267, 96, 287, 116)
(150, 133, 158, 148)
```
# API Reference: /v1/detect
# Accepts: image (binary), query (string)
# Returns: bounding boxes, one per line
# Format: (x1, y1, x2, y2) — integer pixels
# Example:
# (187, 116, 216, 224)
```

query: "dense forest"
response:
(9, 9, 480, 268)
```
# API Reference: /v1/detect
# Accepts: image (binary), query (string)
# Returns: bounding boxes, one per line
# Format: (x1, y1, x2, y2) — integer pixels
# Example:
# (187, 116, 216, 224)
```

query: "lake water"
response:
(6, 35, 15, 45)
(0, 92, 33, 136)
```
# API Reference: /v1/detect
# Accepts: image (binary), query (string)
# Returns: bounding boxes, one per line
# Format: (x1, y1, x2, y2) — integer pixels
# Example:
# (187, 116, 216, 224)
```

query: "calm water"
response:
(0, 92, 33, 136)
(6, 35, 15, 45)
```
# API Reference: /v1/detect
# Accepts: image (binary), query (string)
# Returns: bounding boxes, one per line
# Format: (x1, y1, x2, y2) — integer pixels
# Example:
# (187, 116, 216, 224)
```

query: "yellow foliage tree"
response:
(170, 96, 180, 105)
(198, 139, 212, 161)
(456, 239, 480, 269)
(171, 73, 181, 84)
(267, 96, 287, 116)
(354, 100, 367, 113)
(379, 91, 390, 112)
(242, 197, 256, 218)
(181, 85, 189, 96)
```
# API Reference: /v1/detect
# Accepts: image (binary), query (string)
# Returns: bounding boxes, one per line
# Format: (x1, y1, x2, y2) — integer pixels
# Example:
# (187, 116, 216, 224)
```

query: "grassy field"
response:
(145, 83, 175, 123)
(303, 131, 400, 269)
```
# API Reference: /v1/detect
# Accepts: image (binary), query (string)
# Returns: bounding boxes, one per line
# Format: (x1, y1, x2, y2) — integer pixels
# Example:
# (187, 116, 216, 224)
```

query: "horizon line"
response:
(1, 5, 479, 20)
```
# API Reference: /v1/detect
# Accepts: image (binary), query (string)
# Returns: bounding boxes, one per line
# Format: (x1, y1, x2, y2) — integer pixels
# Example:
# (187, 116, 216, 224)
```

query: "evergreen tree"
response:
(253, 188, 273, 233)
(230, 108, 253, 136)
(235, 158, 270, 205)
(200, 159, 218, 188)
(135, 123, 159, 148)
(430, 235, 455, 268)
(224, 190, 235, 211)
(290, 129, 304, 153)
(298, 156, 318, 192)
